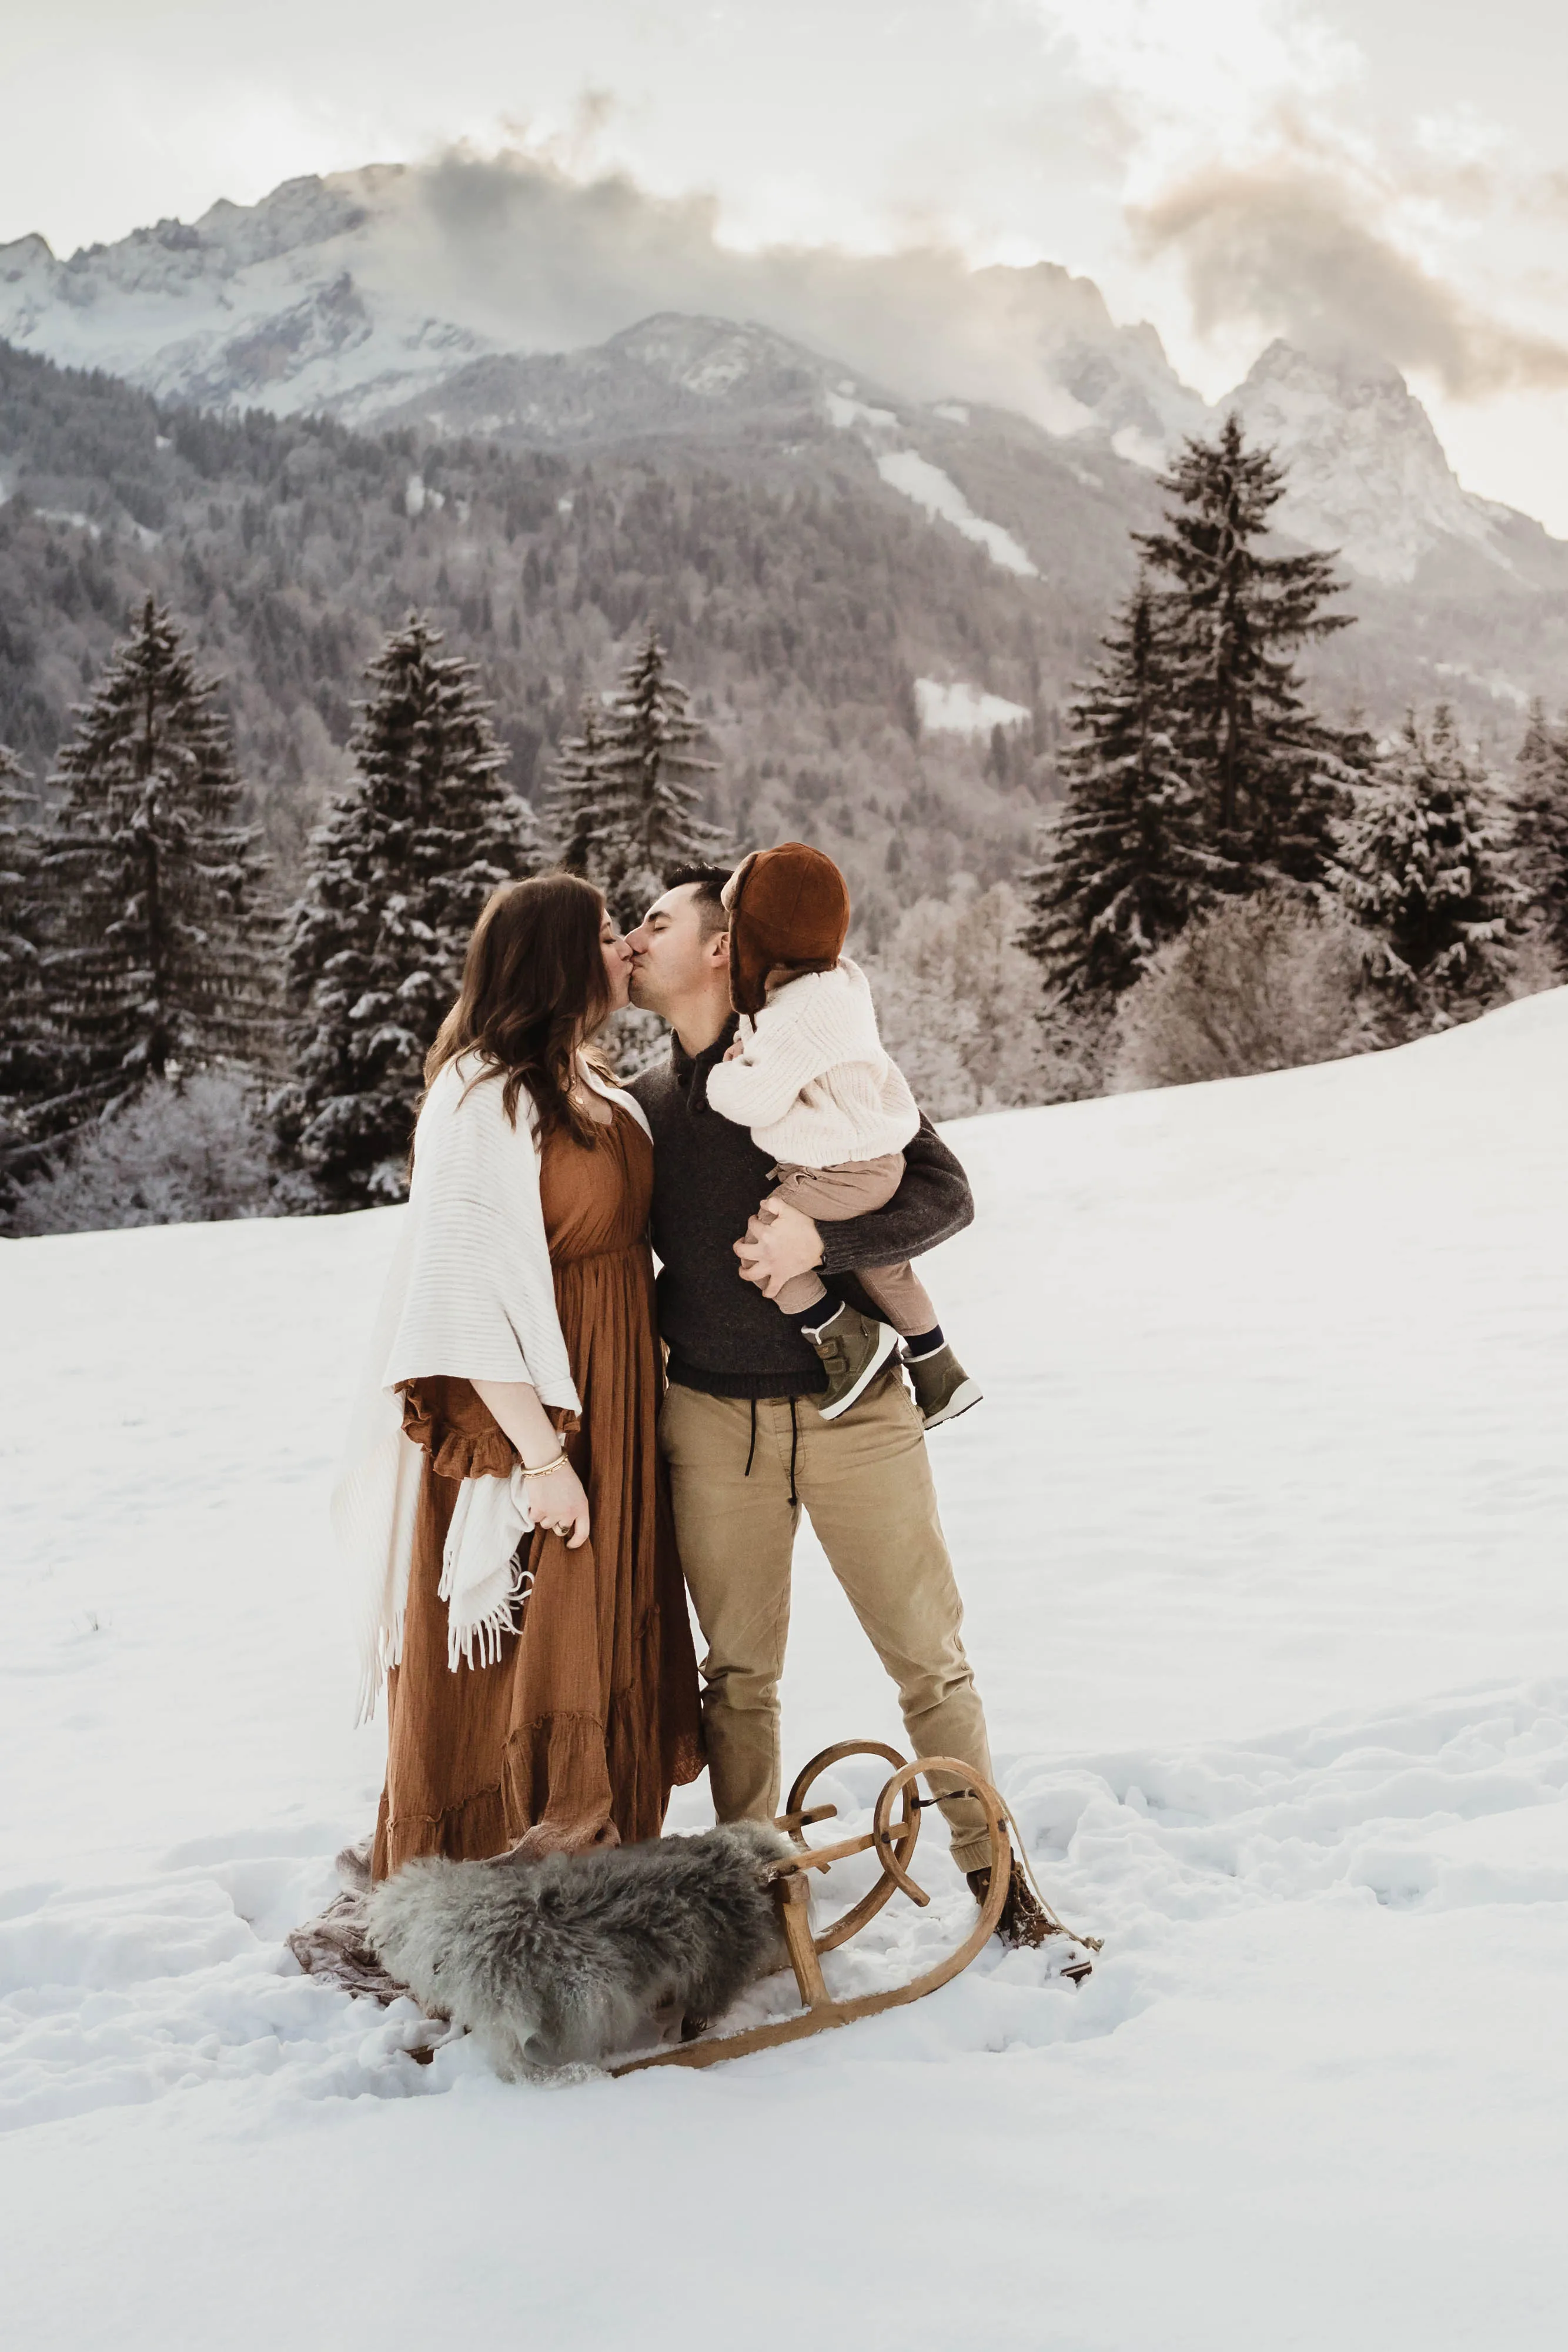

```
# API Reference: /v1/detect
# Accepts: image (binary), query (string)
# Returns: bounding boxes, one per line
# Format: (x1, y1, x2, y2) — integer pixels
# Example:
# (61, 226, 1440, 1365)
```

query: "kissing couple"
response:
(336, 844, 1048, 1945)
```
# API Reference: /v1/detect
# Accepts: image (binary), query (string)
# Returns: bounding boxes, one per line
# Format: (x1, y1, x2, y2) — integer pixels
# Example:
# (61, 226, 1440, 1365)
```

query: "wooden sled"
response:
(613, 1740, 1080, 2077)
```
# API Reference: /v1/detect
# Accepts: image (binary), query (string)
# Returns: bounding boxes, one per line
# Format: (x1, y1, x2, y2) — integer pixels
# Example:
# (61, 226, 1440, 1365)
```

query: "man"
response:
(625, 864, 1048, 1943)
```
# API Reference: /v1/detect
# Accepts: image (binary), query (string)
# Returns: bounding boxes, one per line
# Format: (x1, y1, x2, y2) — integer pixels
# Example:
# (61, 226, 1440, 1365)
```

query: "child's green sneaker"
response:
(803, 1301, 901, 1421)
(904, 1341, 983, 1429)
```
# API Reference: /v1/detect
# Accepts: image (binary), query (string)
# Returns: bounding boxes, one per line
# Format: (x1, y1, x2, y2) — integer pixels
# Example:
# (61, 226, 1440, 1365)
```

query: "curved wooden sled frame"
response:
(612, 1742, 1011, 2076)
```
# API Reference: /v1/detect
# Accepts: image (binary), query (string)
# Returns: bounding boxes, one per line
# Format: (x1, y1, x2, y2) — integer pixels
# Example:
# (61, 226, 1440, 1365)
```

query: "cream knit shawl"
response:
(704, 957, 920, 1167)
(331, 1052, 650, 1722)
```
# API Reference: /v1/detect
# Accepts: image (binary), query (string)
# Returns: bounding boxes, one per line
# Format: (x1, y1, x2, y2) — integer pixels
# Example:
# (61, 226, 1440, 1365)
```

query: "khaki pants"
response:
(768, 1154, 938, 1336)
(658, 1372, 996, 1872)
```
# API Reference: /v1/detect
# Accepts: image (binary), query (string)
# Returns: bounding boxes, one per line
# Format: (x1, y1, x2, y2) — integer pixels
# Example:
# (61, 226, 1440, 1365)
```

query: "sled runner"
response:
(612, 1740, 1095, 2075)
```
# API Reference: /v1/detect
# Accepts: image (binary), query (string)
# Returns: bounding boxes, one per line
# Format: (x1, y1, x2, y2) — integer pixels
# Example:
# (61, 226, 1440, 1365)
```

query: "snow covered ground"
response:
(3, 991, 1566, 2350)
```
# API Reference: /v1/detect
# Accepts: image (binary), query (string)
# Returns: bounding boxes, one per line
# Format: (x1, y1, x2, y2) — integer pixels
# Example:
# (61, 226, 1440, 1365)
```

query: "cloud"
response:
(1032, 0, 1361, 193)
(375, 145, 1184, 436)
(1031, 2, 1568, 402)
(1133, 162, 1568, 397)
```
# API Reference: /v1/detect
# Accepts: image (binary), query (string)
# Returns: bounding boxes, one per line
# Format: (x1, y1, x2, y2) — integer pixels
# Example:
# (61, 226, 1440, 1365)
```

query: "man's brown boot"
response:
(967, 1856, 1055, 1950)
(904, 1341, 983, 1429)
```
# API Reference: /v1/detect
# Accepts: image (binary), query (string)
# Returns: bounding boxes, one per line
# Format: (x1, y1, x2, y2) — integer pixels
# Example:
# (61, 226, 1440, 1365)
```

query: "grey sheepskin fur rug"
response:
(365, 1821, 794, 2074)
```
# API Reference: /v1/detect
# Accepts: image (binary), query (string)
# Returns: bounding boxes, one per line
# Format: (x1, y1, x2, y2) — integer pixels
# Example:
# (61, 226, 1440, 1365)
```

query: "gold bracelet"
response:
(519, 1450, 567, 1479)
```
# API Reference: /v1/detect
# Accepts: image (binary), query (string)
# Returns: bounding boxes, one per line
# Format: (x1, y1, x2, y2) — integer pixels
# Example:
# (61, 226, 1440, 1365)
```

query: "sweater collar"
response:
(671, 1014, 738, 1104)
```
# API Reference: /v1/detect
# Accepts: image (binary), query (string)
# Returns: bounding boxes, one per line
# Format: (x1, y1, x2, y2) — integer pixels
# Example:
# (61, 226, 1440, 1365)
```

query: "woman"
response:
(334, 874, 703, 1877)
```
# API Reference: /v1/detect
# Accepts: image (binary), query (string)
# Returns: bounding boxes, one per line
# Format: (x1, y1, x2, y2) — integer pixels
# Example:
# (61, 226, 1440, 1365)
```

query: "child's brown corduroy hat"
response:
(724, 841, 851, 1017)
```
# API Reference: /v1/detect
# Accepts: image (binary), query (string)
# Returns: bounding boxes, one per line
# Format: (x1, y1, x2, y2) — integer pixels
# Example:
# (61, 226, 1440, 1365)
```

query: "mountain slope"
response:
(377, 306, 1568, 703)
(0, 333, 1115, 920)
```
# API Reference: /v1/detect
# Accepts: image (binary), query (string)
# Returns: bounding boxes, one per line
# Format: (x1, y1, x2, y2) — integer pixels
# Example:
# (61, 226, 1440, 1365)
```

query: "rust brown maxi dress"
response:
(372, 1102, 703, 1879)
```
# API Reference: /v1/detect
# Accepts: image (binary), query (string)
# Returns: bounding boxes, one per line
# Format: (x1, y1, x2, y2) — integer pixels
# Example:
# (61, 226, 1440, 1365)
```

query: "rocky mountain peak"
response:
(1223, 338, 1509, 585)
(181, 172, 383, 272)
(0, 232, 58, 276)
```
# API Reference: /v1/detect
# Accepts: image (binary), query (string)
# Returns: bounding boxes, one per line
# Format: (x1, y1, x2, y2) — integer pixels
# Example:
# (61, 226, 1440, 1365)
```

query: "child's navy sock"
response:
(902, 1325, 945, 1360)
(782, 1296, 836, 1334)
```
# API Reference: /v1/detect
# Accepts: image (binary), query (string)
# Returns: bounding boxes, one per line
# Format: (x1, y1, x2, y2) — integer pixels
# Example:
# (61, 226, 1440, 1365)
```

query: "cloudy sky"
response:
(5, 0, 1567, 526)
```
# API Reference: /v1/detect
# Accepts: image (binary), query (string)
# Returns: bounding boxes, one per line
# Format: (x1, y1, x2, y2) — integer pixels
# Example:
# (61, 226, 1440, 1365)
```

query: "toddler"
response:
(705, 841, 981, 1427)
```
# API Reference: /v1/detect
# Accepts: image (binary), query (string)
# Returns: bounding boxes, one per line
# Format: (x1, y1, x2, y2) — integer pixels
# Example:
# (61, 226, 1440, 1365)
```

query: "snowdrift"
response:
(3, 991, 1567, 2350)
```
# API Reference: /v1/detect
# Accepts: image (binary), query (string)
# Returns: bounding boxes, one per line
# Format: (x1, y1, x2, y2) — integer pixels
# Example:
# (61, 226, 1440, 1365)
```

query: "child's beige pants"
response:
(767, 1151, 937, 1334)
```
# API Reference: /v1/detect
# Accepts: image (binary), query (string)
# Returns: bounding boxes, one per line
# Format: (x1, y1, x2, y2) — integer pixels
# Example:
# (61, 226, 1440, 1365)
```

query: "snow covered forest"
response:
(2, 367, 1566, 1235)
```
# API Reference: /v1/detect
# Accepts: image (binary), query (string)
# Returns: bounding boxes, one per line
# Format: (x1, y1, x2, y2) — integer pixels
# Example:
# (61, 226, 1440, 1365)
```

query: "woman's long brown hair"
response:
(424, 873, 615, 1144)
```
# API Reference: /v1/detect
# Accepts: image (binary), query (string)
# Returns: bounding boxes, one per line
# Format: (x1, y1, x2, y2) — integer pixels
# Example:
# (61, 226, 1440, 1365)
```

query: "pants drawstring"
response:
(740, 1395, 799, 1505)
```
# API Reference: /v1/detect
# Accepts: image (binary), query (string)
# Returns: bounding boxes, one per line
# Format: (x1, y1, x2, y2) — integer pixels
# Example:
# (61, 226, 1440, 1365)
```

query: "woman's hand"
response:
(527, 1457, 591, 1549)
(472, 1378, 591, 1550)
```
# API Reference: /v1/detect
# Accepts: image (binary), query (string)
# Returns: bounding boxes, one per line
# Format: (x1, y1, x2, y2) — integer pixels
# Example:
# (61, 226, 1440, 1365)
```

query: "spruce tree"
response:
(1335, 707, 1520, 1024)
(278, 613, 542, 1205)
(34, 601, 276, 1127)
(546, 694, 608, 877)
(1022, 583, 1215, 1005)
(1509, 698, 1568, 971)
(1, 746, 45, 1158)
(1, 745, 38, 1044)
(1139, 414, 1356, 893)
(584, 630, 726, 933)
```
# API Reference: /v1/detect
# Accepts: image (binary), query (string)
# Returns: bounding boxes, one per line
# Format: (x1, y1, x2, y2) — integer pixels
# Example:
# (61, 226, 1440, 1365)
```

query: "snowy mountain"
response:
(5, 985, 1568, 2344)
(1223, 341, 1566, 589)
(0, 171, 488, 425)
(4, 155, 1567, 806)
(0, 158, 1202, 450)
(5, 156, 1564, 600)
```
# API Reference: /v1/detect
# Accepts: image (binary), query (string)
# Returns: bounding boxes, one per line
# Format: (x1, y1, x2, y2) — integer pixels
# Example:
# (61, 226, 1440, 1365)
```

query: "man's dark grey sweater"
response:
(627, 1018, 975, 1401)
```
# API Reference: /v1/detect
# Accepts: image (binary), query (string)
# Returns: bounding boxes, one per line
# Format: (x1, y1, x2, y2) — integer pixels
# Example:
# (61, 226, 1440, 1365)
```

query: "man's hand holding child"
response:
(734, 1197, 824, 1300)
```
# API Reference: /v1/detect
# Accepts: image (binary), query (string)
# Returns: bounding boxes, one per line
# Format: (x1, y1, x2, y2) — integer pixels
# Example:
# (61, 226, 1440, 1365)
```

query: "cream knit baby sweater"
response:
(705, 957, 919, 1167)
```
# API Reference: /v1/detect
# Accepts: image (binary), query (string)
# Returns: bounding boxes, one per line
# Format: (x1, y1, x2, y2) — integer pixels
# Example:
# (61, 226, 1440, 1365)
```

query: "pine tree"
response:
(1, 745, 38, 1055)
(1139, 414, 1356, 893)
(546, 694, 608, 877)
(278, 613, 542, 1205)
(1509, 698, 1568, 971)
(1, 746, 45, 1164)
(583, 630, 726, 933)
(1021, 584, 1214, 1005)
(1335, 707, 1521, 1024)
(33, 601, 276, 1128)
